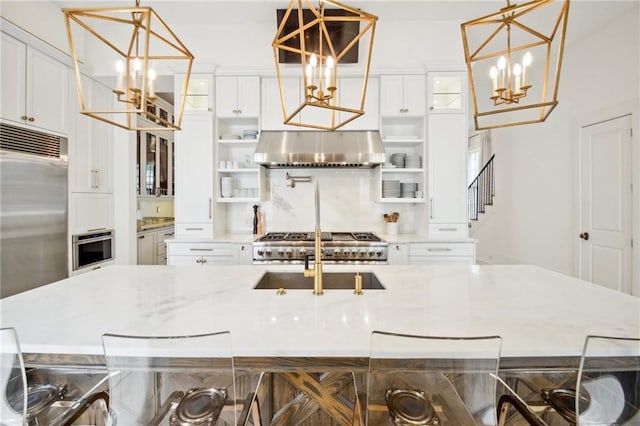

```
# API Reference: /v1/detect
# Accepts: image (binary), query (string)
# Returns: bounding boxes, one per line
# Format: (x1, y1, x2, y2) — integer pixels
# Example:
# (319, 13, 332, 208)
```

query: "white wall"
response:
(471, 7, 640, 293)
(224, 169, 428, 236)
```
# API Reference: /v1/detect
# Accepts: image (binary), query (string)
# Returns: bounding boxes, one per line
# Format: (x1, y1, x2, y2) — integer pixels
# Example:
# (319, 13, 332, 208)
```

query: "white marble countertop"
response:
(167, 233, 475, 244)
(1, 264, 637, 361)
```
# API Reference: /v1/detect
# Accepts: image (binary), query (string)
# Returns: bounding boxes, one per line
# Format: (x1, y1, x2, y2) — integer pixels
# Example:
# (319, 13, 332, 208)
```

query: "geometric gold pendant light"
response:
(63, 0, 194, 131)
(272, 0, 378, 131)
(461, 0, 570, 130)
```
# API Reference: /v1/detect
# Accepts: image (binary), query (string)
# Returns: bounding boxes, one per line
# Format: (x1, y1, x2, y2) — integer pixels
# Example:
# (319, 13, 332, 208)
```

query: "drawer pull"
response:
(185, 227, 203, 231)
(190, 248, 214, 252)
(427, 248, 453, 252)
(438, 228, 458, 232)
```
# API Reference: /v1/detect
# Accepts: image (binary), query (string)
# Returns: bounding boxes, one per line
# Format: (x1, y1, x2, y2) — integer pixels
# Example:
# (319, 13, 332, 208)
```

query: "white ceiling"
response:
(53, 0, 638, 43)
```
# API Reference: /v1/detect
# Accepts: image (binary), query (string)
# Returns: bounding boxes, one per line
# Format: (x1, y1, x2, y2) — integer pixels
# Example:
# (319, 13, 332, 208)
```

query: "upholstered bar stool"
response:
(0, 327, 109, 426)
(498, 335, 640, 425)
(102, 331, 261, 426)
(367, 331, 503, 425)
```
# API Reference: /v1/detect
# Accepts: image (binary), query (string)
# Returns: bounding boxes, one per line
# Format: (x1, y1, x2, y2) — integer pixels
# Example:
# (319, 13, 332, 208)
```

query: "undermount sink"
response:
(253, 272, 385, 290)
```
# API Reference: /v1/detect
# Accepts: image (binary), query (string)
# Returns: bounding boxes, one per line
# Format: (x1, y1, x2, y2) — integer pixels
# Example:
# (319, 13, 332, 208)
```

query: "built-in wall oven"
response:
(72, 229, 114, 271)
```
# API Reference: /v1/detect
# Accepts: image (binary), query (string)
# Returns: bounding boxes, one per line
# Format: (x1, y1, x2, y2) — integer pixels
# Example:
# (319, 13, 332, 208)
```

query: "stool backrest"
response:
(367, 331, 502, 426)
(576, 335, 640, 425)
(0, 327, 27, 424)
(102, 331, 237, 425)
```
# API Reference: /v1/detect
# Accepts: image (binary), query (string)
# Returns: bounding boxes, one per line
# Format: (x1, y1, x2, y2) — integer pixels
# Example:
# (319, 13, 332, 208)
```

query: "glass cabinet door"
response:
(159, 137, 168, 195)
(145, 133, 156, 195)
(428, 72, 466, 113)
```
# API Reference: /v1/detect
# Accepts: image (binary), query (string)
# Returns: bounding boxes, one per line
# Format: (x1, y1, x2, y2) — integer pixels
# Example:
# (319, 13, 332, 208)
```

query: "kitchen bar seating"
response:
(102, 331, 262, 426)
(0, 327, 109, 425)
(497, 335, 640, 425)
(366, 331, 502, 425)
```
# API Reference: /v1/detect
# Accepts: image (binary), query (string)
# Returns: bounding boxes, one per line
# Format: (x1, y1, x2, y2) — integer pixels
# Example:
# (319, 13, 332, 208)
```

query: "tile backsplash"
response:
(225, 169, 427, 235)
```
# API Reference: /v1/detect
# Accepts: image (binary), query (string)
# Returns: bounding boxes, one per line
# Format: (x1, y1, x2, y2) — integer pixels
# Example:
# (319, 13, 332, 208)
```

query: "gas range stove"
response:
(253, 232, 388, 264)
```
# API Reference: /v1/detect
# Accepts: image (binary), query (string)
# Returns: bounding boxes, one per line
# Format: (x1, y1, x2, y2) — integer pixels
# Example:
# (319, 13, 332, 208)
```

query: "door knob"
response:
(579, 232, 590, 240)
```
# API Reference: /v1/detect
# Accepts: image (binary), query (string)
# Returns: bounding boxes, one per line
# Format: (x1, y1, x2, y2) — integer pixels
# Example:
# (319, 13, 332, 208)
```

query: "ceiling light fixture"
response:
(272, 0, 377, 131)
(461, 0, 570, 130)
(63, 0, 194, 131)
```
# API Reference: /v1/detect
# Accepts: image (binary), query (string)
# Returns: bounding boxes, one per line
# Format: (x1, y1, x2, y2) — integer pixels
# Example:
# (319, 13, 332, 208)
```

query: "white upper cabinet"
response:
(261, 77, 301, 131)
(216, 76, 260, 118)
(1, 32, 69, 135)
(70, 75, 113, 194)
(379, 75, 426, 117)
(338, 76, 379, 130)
(428, 71, 466, 113)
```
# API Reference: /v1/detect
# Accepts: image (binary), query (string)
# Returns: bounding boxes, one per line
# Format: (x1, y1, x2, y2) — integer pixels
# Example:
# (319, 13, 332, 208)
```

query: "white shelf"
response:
(382, 138, 424, 146)
(381, 168, 423, 173)
(379, 197, 425, 203)
(217, 197, 260, 203)
(218, 168, 259, 173)
(218, 139, 258, 144)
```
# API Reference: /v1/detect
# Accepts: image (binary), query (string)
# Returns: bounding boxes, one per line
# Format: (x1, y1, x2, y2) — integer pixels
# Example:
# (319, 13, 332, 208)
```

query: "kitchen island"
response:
(1, 264, 638, 424)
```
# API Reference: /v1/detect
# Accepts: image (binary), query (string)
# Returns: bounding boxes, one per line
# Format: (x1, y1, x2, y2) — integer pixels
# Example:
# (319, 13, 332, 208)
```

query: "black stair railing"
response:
(468, 154, 495, 222)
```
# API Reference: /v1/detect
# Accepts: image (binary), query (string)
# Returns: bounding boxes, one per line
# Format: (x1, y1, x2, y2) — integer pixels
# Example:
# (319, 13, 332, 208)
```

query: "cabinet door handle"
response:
(430, 198, 434, 219)
(21, 115, 28, 120)
(27, 116, 35, 122)
(427, 248, 453, 252)
(190, 248, 213, 252)
(95, 169, 100, 189)
(185, 227, 203, 231)
(138, 235, 145, 239)
(88, 227, 107, 232)
(438, 228, 457, 232)
(209, 198, 212, 219)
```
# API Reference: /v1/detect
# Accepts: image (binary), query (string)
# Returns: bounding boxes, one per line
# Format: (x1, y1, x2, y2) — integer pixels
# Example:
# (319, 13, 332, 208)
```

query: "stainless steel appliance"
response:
(72, 229, 115, 271)
(253, 232, 388, 264)
(254, 130, 386, 167)
(0, 123, 68, 298)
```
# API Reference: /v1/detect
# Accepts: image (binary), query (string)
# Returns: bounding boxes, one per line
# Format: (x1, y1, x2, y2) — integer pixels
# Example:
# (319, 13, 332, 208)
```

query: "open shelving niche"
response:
(376, 116, 426, 203)
(214, 117, 267, 204)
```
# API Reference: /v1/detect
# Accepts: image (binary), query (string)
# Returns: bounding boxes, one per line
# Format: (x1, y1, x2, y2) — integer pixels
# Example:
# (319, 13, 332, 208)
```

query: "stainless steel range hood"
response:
(254, 130, 386, 168)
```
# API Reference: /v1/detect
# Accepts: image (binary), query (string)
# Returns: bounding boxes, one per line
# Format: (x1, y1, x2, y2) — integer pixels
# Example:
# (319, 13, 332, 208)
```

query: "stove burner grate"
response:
(352, 232, 381, 241)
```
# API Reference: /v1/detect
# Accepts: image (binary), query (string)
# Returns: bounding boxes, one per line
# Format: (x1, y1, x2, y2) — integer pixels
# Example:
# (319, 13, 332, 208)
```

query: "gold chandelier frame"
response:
(64, 1, 194, 131)
(272, 0, 377, 131)
(461, 0, 570, 130)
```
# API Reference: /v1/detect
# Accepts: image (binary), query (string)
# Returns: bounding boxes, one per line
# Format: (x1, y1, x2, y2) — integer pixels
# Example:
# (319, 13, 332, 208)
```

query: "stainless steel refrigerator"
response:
(1, 123, 68, 298)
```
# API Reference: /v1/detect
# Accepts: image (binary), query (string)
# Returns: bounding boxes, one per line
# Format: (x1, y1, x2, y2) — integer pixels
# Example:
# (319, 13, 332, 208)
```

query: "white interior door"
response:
(579, 115, 633, 294)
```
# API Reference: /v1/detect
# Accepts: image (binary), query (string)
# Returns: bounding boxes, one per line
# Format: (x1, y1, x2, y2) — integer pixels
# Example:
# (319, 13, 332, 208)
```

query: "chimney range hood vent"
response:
(254, 130, 386, 168)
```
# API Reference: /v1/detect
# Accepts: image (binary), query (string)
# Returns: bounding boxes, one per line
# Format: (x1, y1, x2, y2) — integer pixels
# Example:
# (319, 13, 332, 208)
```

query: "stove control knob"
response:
(376, 250, 383, 257)
(368, 250, 376, 257)
(264, 249, 272, 257)
(299, 249, 307, 257)
(351, 249, 358, 257)
(257, 249, 264, 256)
(359, 249, 367, 257)
(277, 249, 285, 257)
(285, 249, 293, 258)
(324, 249, 333, 256)
(333, 249, 342, 257)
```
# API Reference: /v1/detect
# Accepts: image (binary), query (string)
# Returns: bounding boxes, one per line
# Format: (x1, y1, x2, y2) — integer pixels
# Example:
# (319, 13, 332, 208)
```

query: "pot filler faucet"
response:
(303, 178, 323, 295)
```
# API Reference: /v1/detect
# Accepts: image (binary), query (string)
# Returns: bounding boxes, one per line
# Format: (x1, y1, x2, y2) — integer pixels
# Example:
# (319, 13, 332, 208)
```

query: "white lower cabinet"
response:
(234, 243, 253, 265)
(167, 241, 234, 265)
(137, 226, 175, 265)
(387, 243, 408, 265)
(137, 231, 156, 265)
(408, 242, 475, 265)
